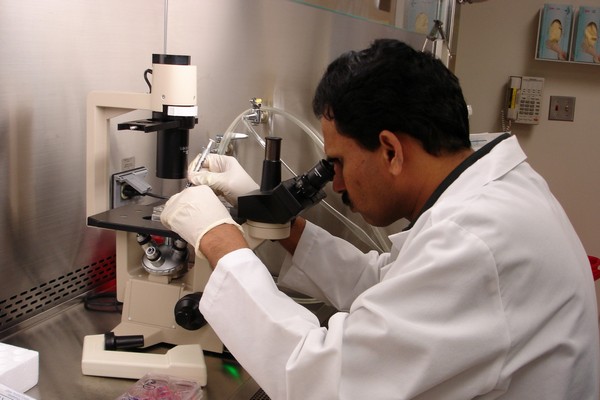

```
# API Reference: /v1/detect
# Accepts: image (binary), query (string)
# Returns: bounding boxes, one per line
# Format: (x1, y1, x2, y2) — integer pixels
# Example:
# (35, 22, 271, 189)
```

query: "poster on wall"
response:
(537, 3, 573, 61)
(572, 6, 600, 63)
(404, 0, 439, 35)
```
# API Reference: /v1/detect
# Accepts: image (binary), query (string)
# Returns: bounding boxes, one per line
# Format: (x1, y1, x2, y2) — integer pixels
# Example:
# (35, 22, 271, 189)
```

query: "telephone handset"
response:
(505, 76, 544, 125)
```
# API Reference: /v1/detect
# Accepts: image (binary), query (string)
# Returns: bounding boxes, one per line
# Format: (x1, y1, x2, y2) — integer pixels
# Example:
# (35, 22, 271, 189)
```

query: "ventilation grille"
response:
(249, 389, 271, 400)
(0, 256, 116, 331)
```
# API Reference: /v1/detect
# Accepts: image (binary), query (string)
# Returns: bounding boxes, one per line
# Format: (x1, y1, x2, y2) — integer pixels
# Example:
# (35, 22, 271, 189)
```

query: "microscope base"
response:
(116, 275, 223, 353)
(81, 334, 207, 386)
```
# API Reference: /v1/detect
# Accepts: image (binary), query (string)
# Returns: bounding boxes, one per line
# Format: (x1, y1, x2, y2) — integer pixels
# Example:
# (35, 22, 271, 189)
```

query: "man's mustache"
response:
(341, 191, 352, 207)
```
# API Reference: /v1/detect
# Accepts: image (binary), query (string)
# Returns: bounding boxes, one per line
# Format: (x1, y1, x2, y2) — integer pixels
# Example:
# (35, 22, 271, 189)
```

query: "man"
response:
(161, 39, 599, 399)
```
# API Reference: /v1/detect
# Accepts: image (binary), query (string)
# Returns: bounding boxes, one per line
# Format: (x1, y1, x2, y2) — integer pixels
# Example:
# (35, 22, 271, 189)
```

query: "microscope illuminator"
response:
(116, 53, 198, 180)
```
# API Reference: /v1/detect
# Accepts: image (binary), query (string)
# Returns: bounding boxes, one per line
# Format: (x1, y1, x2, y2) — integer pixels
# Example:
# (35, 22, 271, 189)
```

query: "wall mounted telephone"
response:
(505, 76, 544, 125)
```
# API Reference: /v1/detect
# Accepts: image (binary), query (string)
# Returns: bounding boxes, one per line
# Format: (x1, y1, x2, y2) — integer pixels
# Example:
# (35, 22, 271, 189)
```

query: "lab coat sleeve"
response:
(277, 221, 391, 310)
(199, 248, 339, 399)
(200, 219, 510, 400)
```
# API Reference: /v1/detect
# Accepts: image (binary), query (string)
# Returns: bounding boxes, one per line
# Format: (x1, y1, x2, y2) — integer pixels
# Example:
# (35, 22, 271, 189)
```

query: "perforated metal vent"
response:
(0, 256, 116, 332)
(249, 389, 271, 400)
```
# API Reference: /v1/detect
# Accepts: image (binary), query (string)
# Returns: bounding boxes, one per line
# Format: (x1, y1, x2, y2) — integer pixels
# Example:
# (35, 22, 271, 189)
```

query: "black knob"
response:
(174, 292, 206, 330)
(104, 332, 144, 350)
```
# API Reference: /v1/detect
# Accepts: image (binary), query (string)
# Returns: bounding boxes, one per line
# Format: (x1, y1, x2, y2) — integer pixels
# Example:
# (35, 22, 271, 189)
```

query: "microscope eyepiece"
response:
(237, 158, 334, 225)
(293, 159, 334, 199)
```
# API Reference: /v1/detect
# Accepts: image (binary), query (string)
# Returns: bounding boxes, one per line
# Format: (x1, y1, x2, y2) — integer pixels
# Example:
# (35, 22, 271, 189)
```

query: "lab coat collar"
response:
(388, 134, 526, 249)
(441, 134, 527, 198)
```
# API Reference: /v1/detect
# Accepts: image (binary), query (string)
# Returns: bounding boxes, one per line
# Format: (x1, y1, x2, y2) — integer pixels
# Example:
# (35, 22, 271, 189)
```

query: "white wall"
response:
(454, 0, 600, 257)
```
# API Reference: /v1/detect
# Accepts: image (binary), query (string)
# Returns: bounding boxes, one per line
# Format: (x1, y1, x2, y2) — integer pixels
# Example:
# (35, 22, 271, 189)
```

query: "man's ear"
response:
(379, 130, 403, 175)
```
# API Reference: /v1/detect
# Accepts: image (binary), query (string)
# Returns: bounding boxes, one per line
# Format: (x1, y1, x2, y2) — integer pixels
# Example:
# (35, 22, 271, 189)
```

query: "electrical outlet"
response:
(111, 167, 150, 209)
(548, 96, 576, 121)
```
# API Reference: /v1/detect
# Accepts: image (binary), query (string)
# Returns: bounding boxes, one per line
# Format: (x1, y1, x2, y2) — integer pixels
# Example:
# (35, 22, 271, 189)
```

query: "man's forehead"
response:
(321, 119, 364, 160)
(321, 118, 340, 153)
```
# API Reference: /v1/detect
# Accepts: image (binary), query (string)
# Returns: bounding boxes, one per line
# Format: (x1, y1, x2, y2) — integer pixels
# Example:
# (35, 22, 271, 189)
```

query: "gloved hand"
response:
(187, 154, 259, 206)
(160, 185, 243, 255)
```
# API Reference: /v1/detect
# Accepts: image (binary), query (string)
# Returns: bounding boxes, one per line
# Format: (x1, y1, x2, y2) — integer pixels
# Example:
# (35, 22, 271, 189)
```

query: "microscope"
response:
(80, 53, 335, 385)
(81, 53, 219, 384)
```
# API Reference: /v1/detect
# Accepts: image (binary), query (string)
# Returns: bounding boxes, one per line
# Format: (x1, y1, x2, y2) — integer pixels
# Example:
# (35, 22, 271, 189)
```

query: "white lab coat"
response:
(199, 136, 600, 399)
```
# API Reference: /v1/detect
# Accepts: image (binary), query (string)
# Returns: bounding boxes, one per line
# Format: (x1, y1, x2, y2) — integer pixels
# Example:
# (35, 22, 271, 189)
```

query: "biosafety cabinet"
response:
(0, 0, 458, 398)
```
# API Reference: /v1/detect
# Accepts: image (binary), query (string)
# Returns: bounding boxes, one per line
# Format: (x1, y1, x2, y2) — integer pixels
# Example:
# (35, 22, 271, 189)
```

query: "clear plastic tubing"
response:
(217, 105, 390, 253)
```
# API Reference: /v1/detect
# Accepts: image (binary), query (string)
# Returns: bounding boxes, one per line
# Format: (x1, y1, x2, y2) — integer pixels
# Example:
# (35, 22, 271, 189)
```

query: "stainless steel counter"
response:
(1, 299, 261, 399)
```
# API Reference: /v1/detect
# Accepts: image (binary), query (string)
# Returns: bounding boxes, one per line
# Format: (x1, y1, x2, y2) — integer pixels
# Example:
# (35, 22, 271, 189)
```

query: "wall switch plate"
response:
(548, 96, 576, 121)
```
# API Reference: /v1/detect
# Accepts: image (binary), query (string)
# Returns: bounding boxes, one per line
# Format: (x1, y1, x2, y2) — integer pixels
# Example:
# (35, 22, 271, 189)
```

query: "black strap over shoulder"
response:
(403, 133, 512, 232)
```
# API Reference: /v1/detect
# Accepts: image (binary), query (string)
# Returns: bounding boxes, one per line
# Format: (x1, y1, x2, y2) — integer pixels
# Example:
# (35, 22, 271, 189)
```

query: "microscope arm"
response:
(86, 91, 152, 217)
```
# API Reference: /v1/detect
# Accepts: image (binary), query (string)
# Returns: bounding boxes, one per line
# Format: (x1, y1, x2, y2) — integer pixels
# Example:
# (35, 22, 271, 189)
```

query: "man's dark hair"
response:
(312, 39, 471, 155)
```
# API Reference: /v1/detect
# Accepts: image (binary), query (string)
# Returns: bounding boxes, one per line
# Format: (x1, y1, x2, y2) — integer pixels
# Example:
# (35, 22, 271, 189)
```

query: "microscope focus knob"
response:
(174, 292, 207, 330)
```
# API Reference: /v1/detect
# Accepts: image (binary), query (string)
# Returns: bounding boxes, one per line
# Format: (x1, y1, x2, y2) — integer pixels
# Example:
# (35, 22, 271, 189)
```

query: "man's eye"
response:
(327, 157, 342, 168)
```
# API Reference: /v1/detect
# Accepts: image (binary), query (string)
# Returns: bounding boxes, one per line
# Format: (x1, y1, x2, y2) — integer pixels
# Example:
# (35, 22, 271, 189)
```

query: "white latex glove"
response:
(160, 185, 242, 255)
(187, 154, 259, 206)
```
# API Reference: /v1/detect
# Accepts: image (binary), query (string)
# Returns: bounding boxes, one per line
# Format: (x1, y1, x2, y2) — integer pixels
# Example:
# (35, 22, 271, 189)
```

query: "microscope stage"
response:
(88, 202, 179, 238)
